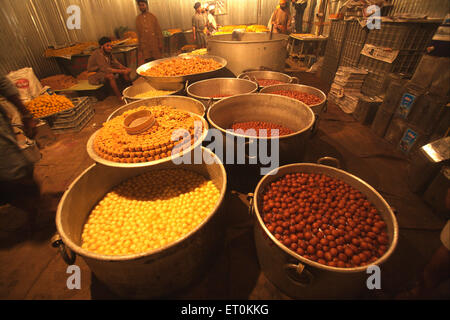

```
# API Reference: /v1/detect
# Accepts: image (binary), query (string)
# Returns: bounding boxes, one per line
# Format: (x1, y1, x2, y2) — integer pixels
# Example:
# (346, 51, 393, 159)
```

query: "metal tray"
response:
(51, 104, 94, 129)
(51, 108, 95, 134)
(86, 111, 209, 168)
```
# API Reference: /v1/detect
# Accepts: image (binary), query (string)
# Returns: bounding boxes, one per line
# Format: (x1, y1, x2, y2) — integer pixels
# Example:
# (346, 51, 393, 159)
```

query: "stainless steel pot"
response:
(237, 70, 299, 89)
(252, 159, 399, 299)
(86, 96, 208, 168)
(260, 84, 327, 115)
(207, 93, 315, 192)
(54, 147, 227, 299)
(136, 55, 227, 89)
(186, 78, 258, 110)
(122, 78, 185, 104)
(208, 33, 288, 76)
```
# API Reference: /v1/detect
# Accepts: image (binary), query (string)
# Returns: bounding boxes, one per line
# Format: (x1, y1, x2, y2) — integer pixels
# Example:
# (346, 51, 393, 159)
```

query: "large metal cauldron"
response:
(208, 33, 289, 76)
(252, 160, 399, 299)
(207, 93, 315, 192)
(136, 55, 227, 89)
(55, 147, 227, 298)
(186, 78, 258, 109)
(260, 84, 327, 115)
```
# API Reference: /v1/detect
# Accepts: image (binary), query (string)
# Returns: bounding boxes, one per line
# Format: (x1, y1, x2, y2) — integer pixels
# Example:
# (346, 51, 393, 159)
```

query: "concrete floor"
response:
(0, 72, 448, 300)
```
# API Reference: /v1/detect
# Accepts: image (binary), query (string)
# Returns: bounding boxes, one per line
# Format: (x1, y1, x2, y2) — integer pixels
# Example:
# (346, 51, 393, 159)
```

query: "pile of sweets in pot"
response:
(81, 169, 221, 255)
(26, 94, 74, 118)
(93, 105, 202, 163)
(261, 172, 390, 268)
(270, 90, 323, 106)
(231, 121, 294, 137)
(133, 89, 175, 99)
(141, 57, 222, 77)
(256, 79, 286, 86)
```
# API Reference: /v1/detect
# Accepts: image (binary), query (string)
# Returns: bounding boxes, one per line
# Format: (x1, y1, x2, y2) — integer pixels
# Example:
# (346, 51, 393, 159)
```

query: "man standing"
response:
(192, 2, 207, 48)
(292, 0, 308, 33)
(87, 37, 132, 100)
(207, 5, 218, 34)
(136, 0, 164, 66)
(271, 0, 292, 34)
(0, 76, 40, 233)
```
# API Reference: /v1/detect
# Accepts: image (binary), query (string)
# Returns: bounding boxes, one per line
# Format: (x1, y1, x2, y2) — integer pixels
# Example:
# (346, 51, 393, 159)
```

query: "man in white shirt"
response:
(207, 5, 218, 34)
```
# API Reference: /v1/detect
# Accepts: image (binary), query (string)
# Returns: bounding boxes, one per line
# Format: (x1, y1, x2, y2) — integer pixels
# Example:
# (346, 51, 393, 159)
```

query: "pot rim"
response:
(207, 93, 316, 140)
(122, 83, 184, 100)
(55, 147, 228, 262)
(260, 84, 327, 109)
(186, 77, 258, 101)
(208, 33, 288, 44)
(237, 70, 293, 81)
(107, 96, 206, 122)
(253, 163, 399, 273)
(136, 54, 227, 80)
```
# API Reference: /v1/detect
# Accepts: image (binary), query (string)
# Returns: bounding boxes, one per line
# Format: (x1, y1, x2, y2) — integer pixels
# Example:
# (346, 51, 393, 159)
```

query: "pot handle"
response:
(310, 114, 320, 138)
(51, 233, 76, 265)
(284, 262, 314, 287)
(290, 76, 300, 84)
(248, 193, 254, 216)
(244, 139, 258, 162)
(206, 97, 214, 111)
(322, 100, 328, 113)
(317, 157, 341, 168)
(230, 191, 254, 216)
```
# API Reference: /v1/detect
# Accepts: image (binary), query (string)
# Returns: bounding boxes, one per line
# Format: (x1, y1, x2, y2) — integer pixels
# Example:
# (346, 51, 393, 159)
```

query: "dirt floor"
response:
(0, 71, 448, 300)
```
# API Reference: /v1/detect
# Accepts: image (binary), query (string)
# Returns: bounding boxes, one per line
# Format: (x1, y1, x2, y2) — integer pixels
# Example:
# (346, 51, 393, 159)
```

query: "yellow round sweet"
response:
(81, 169, 221, 256)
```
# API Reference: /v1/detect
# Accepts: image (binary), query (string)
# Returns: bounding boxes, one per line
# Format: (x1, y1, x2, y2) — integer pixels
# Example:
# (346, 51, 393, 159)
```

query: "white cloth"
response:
(208, 13, 217, 29)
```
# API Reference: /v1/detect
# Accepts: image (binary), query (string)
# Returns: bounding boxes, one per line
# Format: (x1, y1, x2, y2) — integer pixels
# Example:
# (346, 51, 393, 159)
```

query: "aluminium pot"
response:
(207, 93, 315, 192)
(54, 147, 227, 299)
(207, 33, 289, 76)
(186, 77, 258, 110)
(260, 84, 327, 115)
(86, 96, 208, 169)
(252, 159, 399, 299)
(237, 70, 299, 90)
(136, 55, 227, 89)
(122, 78, 185, 104)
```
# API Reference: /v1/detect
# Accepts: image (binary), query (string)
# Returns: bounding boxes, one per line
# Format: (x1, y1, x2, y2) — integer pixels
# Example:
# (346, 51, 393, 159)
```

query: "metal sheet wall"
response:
(1, 0, 446, 80)
(389, 0, 450, 18)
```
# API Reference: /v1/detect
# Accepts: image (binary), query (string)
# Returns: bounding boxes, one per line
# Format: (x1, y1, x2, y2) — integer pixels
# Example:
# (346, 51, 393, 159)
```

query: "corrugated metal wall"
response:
(0, 0, 446, 79)
(389, 0, 450, 18)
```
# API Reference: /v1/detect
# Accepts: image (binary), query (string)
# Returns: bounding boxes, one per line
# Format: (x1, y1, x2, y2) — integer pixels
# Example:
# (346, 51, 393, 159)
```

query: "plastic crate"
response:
(51, 108, 95, 134)
(365, 22, 438, 51)
(47, 97, 91, 121)
(51, 101, 92, 126)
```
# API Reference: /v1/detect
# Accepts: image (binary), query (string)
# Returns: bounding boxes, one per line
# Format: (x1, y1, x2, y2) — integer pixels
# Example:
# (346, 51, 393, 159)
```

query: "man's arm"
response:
(0, 77, 37, 137)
